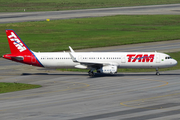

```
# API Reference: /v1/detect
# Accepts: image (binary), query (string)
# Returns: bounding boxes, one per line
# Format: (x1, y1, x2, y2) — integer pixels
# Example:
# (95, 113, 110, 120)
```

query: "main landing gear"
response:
(88, 69, 95, 77)
(156, 68, 160, 76)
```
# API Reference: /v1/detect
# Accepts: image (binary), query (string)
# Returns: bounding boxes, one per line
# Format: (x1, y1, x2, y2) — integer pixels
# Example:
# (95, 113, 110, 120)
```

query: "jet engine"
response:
(97, 65, 117, 74)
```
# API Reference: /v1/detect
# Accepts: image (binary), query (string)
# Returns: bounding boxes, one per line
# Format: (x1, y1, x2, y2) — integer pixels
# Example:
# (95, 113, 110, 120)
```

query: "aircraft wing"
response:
(69, 53, 118, 69)
(79, 61, 114, 66)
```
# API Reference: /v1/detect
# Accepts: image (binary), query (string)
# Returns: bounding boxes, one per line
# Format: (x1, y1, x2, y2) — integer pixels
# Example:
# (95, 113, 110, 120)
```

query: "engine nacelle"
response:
(97, 65, 117, 74)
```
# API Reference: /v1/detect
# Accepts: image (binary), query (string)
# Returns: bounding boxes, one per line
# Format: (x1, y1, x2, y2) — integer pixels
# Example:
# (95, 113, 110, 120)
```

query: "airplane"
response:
(3, 29, 177, 76)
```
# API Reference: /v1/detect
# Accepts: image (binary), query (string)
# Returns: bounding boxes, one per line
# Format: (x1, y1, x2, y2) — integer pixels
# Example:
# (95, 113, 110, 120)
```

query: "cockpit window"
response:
(165, 57, 172, 59)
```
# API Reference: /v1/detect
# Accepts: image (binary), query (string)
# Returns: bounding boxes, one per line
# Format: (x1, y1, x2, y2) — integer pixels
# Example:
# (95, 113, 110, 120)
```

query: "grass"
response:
(0, 0, 180, 12)
(0, 82, 41, 94)
(58, 52, 180, 73)
(1, 15, 180, 56)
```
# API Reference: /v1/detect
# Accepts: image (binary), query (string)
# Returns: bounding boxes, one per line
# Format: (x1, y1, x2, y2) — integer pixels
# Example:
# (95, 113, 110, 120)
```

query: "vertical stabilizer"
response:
(6, 29, 30, 54)
(4, 30, 43, 67)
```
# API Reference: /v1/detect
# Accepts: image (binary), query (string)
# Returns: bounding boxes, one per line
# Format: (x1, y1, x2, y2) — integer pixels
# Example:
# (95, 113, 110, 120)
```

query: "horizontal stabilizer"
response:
(3, 54, 24, 61)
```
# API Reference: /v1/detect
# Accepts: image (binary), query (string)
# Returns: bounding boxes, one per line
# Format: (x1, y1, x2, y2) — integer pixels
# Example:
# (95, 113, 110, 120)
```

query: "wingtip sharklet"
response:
(69, 46, 75, 53)
(69, 52, 78, 62)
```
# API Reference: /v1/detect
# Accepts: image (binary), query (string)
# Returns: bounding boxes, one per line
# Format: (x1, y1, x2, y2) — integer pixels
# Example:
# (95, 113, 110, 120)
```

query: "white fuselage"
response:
(34, 52, 177, 69)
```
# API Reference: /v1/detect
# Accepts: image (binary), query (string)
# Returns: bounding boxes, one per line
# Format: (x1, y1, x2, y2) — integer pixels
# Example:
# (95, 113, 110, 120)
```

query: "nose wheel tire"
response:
(156, 72, 160, 76)
(156, 68, 160, 76)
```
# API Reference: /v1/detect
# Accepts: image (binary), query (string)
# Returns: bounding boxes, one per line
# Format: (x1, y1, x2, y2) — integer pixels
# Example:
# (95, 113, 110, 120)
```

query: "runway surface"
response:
(0, 39, 180, 119)
(0, 4, 180, 24)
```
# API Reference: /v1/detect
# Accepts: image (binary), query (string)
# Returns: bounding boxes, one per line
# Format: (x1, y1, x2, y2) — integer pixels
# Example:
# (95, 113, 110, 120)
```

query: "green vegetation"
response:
(0, 82, 41, 94)
(1, 0, 180, 12)
(58, 52, 180, 73)
(1, 15, 180, 56)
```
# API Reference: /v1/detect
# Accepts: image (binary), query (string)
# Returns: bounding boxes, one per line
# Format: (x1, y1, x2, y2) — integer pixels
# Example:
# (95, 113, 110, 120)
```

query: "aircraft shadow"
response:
(21, 73, 87, 76)
(91, 73, 180, 78)
(21, 72, 180, 78)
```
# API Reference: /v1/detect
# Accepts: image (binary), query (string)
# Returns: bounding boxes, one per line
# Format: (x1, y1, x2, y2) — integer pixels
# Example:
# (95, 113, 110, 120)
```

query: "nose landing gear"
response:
(156, 68, 160, 76)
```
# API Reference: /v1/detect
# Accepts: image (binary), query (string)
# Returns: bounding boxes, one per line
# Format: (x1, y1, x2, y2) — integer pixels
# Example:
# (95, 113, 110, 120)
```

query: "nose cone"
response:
(169, 59, 177, 67)
(174, 59, 178, 66)
(171, 59, 178, 66)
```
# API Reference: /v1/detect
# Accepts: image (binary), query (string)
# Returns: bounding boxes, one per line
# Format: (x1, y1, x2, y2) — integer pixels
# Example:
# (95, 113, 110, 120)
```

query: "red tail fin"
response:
(6, 29, 30, 54)
(4, 30, 43, 67)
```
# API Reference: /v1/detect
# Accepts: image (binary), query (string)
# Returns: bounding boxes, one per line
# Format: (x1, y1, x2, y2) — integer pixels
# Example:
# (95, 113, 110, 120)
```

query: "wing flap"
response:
(79, 61, 112, 66)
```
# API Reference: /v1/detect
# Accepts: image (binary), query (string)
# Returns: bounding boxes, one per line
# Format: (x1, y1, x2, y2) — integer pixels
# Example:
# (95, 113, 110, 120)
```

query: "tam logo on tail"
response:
(4, 30, 43, 67)
(8, 32, 27, 52)
(6, 30, 28, 54)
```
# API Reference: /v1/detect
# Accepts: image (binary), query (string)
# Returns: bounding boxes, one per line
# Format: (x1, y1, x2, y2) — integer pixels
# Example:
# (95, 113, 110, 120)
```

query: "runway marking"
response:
(120, 92, 180, 109)
(0, 81, 90, 100)
(137, 79, 168, 89)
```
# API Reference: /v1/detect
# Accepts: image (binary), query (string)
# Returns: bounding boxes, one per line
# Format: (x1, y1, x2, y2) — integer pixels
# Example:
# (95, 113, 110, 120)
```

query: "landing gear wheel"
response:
(156, 72, 160, 76)
(156, 68, 160, 76)
(88, 71, 95, 77)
